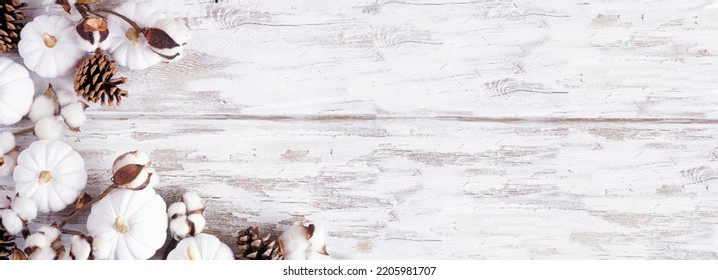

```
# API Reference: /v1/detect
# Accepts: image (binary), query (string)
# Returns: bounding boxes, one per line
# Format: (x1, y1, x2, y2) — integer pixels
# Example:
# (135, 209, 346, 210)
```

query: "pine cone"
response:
(236, 227, 284, 260)
(0, 227, 16, 260)
(74, 49, 128, 106)
(0, 0, 25, 53)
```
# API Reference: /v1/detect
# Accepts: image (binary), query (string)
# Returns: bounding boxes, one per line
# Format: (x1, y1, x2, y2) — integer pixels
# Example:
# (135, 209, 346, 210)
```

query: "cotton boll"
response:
(112, 151, 151, 174)
(150, 18, 190, 60)
(34, 116, 65, 140)
(11, 196, 37, 221)
(0, 155, 16, 177)
(28, 95, 58, 123)
(91, 236, 111, 260)
(167, 202, 187, 219)
(38, 226, 61, 243)
(279, 223, 311, 259)
(170, 218, 190, 239)
(70, 235, 92, 260)
(283, 241, 310, 260)
(60, 102, 87, 129)
(24, 233, 52, 249)
(306, 224, 327, 254)
(0, 209, 23, 235)
(187, 213, 205, 235)
(182, 192, 204, 213)
(0, 131, 15, 154)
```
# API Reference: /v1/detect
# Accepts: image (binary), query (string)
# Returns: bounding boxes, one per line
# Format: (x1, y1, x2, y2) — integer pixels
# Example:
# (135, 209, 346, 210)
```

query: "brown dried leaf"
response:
(11, 246, 27, 260)
(55, 0, 71, 14)
(112, 164, 144, 187)
(23, 246, 39, 257)
(74, 192, 91, 211)
(187, 219, 196, 236)
(304, 224, 315, 240)
(44, 84, 61, 115)
(83, 18, 108, 32)
(143, 28, 179, 49)
(77, 18, 109, 45)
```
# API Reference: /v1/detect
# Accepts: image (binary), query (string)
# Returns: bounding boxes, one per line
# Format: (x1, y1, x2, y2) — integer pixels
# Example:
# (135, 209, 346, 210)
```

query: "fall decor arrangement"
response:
(0, 0, 331, 261)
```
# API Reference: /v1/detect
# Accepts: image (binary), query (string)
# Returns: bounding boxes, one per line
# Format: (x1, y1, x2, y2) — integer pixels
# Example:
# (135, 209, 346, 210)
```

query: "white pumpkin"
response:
(106, 2, 165, 69)
(87, 188, 167, 260)
(18, 15, 86, 78)
(13, 140, 88, 213)
(0, 58, 34, 125)
(166, 233, 234, 260)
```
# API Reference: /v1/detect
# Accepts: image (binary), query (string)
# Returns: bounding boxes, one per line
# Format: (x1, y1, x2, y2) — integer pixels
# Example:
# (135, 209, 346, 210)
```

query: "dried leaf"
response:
(23, 246, 38, 257)
(77, 18, 109, 45)
(304, 224, 315, 240)
(83, 18, 108, 32)
(74, 192, 91, 211)
(187, 219, 196, 236)
(143, 28, 179, 49)
(44, 84, 61, 115)
(112, 164, 144, 187)
(55, 0, 71, 14)
(10, 246, 27, 260)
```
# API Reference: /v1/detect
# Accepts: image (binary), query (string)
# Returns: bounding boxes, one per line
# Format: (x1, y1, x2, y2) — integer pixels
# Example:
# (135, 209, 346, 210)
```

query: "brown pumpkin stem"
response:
(92, 8, 145, 34)
(12, 126, 35, 136)
(58, 184, 117, 229)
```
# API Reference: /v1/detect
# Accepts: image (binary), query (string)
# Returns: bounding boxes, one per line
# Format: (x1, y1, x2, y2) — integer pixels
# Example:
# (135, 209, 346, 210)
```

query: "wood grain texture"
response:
(2, 0, 718, 259)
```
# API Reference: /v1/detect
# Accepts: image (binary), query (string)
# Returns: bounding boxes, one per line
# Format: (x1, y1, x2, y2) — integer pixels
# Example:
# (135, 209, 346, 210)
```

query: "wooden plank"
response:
(3, 117, 716, 259)
(7, 0, 717, 118)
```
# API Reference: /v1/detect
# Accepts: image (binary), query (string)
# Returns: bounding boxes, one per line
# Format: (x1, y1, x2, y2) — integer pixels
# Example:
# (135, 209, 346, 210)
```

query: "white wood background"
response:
(2, 0, 718, 259)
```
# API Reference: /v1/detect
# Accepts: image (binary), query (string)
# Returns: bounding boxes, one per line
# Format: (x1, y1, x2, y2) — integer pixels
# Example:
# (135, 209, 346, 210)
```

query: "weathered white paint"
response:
(2, 0, 718, 259)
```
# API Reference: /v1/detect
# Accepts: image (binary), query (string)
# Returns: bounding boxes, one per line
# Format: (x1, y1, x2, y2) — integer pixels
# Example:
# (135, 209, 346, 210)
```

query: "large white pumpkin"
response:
(106, 2, 165, 69)
(87, 188, 168, 260)
(167, 233, 234, 260)
(13, 140, 88, 213)
(18, 15, 86, 78)
(0, 58, 34, 125)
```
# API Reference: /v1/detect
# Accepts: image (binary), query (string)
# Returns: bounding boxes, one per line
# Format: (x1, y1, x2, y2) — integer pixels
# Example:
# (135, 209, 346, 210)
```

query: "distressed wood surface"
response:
(2, 0, 718, 259)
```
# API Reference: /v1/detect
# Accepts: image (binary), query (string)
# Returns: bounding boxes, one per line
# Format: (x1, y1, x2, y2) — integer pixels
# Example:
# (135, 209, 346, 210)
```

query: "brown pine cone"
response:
(74, 49, 128, 106)
(236, 227, 284, 260)
(0, 227, 16, 260)
(0, 0, 25, 53)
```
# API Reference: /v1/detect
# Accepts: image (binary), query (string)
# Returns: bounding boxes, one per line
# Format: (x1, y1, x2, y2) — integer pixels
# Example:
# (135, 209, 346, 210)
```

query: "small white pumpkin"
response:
(0, 58, 34, 125)
(18, 15, 86, 78)
(166, 233, 234, 260)
(106, 2, 165, 69)
(13, 140, 88, 213)
(87, 188, 167, 260)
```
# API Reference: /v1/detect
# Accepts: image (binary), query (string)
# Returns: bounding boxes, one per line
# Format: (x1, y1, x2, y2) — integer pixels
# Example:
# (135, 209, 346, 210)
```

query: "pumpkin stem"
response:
(114, 217, 129, 234)
(38, 171, 53, 185)
(187, 245, 198, 260)
(43, 33, 57, 48)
